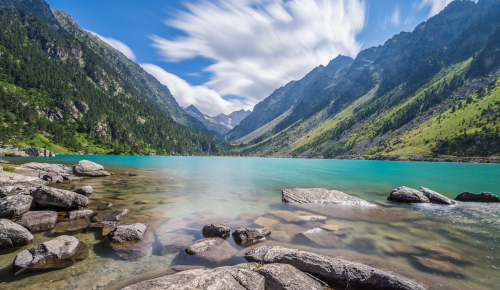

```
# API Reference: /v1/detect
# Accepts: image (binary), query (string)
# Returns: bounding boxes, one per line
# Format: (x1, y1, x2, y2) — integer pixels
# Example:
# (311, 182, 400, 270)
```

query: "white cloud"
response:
(87, 31, 136, 61)
(382, 4, 400, 28)
(151, 0, 367, 108)
(419, 0, 454, 17)
(141, 63, 252, 116)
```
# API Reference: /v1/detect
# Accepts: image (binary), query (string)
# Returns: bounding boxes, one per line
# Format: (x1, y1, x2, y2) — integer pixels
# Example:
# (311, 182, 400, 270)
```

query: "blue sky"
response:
(47, 0, 458, 116)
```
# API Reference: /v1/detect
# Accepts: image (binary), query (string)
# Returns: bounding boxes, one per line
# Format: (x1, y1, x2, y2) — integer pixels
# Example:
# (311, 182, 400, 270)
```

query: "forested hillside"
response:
(0, 3, 220, 156)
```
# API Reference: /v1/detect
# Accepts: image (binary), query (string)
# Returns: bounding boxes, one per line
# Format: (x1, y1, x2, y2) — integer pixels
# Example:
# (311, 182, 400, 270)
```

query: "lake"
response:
(1, 156, 499, 290)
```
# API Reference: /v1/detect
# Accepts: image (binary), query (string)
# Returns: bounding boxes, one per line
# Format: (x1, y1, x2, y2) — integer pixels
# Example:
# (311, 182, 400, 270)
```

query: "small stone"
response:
(202, 224, 231, 238)
(292, 215, 327, 223)
(108, 223, 147, 243)
(159, 197, 184, 204)
(74, 186, 93, 196)
(185, 238, 238, 265)
(134, 200, 150, 204)
(32, 186, 89, 209)
(270, 230, 291, 242)
(73, 160, 110, 177)
(66, 209, 93, 220)
(232, 227, 271, 246)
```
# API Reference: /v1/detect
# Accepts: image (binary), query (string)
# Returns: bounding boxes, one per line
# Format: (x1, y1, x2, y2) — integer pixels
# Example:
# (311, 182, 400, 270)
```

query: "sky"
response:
(47, 0, 459, 116)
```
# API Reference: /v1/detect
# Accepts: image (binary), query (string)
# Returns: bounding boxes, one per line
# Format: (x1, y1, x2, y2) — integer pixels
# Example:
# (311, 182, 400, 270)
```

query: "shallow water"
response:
(1, 156, 499, 290)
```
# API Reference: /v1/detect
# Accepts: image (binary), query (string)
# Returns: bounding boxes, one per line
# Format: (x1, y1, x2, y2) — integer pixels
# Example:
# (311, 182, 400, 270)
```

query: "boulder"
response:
(232, 227, 271, 246)
(245, 246, 425, 290)
(92, 209, 129, 222)
(12, 235, 88, 274)
(107, 223, 147, 243)
(74, 186, 93, 196)
(282, 188, 373, 206)
(295, 228, 341, 248)
(16, 211, 58, 232)
(156, 233, 195, 255)
(32, 186, 89, 209)
(185, 238, 238, 265)
(419, 187, 455, 205)
(387, 186, 430, 203)
(254, 263, 324, 290)
(203, 224, 231, 238)
(454, 191, 499, 202)
(0, 195, 32, 218)
(53, 218, 91, 233)
(121, 266, 265, 290)
(66, 209, 93, 220)
(73, 160, 110, 177)
(0, 219, 33, 250)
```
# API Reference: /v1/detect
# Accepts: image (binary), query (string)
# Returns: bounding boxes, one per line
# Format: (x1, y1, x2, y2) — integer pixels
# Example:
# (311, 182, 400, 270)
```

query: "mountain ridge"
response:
(183, 105, 251, 135)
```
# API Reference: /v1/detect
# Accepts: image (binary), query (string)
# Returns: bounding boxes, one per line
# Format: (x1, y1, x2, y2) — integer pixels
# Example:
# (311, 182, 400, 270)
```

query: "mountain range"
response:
(183, 105, 251, 135)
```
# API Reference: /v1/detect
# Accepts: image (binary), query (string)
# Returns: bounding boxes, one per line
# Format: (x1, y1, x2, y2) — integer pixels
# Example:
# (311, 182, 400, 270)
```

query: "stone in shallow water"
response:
(292, 215, 327, 223)
(266, 210, 300, 222)
(418, 187, 455, 205)
(232, 227, 271, 246)
(156, 233, 195, 255)
(185, 238, 238, 265)
(159, 197, 184, 204)
(411, 256, 463, 275)
(92, 209, 130, 222)
(32, 186, 89, 209)
(239, 212, 259, 221)
(274, 224, 307, 237)
(16, 211, 58, 232)
(0, 195, 32, 218)
(253, 217, 279, 229)
(108, 223, 147, 243)
(255, 263, 324, 290)
(203, 224, 231, 238)
(109, 230, 154, 261)
(0, 219, 33, 250)
(66, 209, 93, 220)
(295, 228, 341, 248)
(73, 160, 111, 177)
(53, 218, 91, 234)
(454, 191, 499, 202)
(387, 186, 429, 203)
(270, 230, 291, 242)
(74, 186, 93, 196)
(282, 188, 373, 206)
(90, 220, 128, 235)
(12, 235, 88, 274)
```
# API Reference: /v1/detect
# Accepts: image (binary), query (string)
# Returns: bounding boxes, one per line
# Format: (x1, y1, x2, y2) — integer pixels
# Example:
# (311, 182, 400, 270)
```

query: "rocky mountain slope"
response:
(184, 105, 251, 135)
(229, 0, 500, 160)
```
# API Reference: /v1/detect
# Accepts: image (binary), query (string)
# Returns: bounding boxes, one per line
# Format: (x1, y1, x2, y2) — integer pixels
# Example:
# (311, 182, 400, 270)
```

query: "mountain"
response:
(229, 0, 500, 160)
(0, 0, 221, 155)
(183, 105, 251, 135)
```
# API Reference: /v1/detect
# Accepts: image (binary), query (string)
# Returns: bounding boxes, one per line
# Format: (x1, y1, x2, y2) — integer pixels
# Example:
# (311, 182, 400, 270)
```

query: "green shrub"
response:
(1, 165, 15, 173)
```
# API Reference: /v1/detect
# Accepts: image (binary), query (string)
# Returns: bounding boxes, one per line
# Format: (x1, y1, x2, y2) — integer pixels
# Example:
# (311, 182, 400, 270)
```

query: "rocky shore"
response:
(331, 154, 500, 163)
(0, 143, 56, 158)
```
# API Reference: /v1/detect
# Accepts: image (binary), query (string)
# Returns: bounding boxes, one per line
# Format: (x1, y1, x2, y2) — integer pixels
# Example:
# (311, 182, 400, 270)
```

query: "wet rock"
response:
(419, 187, 455, 205)
(73, 160, 111, 177)
(203, 224, 231, 238)
(53, 218, 91, 233)
(245, 246, 425, 290)
(387, 186, 430, 203)
(109, 230, 154, 260)
(253, 217, 279, 228)
(0, 219, 33, 250)
(108, 223, 147, 243)
(128, 173, 138, 176)
(38, 172, 63, 183)
(92, 209, 129, 222)
(186, 237, 225, 255)
(255, 263, 323, 290)
(90, 220, 128, 235)
(454, 191, 499, 202)
(282, 188, 373, 206)
(266, 211, 300, 222)
(0, 195, 32, 218)
(97, 202, 113, 210)
(292, 215, 327, 223)
(270, 230, 291, 242)
(74, 186, 93, 196)
(156, 233, 195, 255)
(239, 212, 259, 221)
(411, 256, 463, 275)
(121, 266, 265, 290)
(32, 186, 89, 209)
(185, 238, 238, 265)
(189, 215, 233, 229)
(12, 235, 88, 274)
(295, 228, 341, 248)
(66, 209, 93, 220)
(63, 175, 80, 181)
(16, 211, 58, 232)
(233, 227, 271, 246)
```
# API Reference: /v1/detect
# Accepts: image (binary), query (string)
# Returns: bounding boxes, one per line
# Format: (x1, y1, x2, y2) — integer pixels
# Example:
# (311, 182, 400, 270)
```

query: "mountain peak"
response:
(1, 0, 63, 31)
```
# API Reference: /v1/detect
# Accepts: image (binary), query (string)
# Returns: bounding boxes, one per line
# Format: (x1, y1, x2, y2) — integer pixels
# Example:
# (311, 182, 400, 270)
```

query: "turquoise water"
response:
(1, 156, 499, 290)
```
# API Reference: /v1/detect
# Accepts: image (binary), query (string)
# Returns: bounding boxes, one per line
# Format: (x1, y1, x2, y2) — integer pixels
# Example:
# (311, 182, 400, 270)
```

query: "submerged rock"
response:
(388, 186, 430, 203)
(203, 224, 231, 238)
(185, 237, 225, 255)
(185, 238, 238, 265)
(92, 209, 129, 222)
(107, 223, 147, 243)
(32, 186, 89, 209)
(295, 228, 341, 248)
(63, 175, 80, 181)
(12, 235, 88, 274)
(454, 191, 499, 202)
(0, 195, 32, 218)
(245, 246, 425, 290)
(232, 227, 271, 246)
(419, 187, 455, 205)
(156, 232, 195, 255)
(90, 220, 128, 235)
(16, 211, 58, 232)
(66, 209, 93, 220)
(74, 186, 93, 196)
(53, 218, 91, 233)
(38, 172, 63, 183)
(108, 230, 154, 261)
(73, 160, 111, 177)
(282, 188, 373, 206)
(255, 263, 324, 290)
(0, 219, 33, 250)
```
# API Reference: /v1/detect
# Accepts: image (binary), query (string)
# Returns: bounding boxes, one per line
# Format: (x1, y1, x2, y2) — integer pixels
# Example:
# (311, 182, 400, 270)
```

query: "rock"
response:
(128, 173, 138, 176)
(24, 147, 56, 157)
(387, 186, 430, 203)
(73, 160, 111, 177)
(53, 218, 91, 233)
(254, 263, 323, 290)
(97, 202, 113, 210)
(292, 215, 327, 223)
(74, 186, 93, 196)
(185, 238, 238, 265)
(295, 228, 341, 248)
(38, 172, 63, 183)
(245, 246, 425, 290)
(16, 211, 58, 232)
(32, 186, 89, 209)
(109, 230, 154, 260)
(239, 212, 259, 221)
(66, 209, 93, 220)
(282, 188, 373, 206)
(454, 191, 500, 202)
(156, 233, 195, 255)
(419, 187, 455, 205)
(63, 175, 80, 181)
(253, 217, 279, 228)
(185, 237, 225, 255)
(16, 162, 72, 175)
(266, 211, 300, 222)
(0, 158, 10, 164)
(233, 227, 271, 246)
(203, 224, 231, 238)
(90, 220, 127, 235)
(121, 266, 265, 290)
(0, 195, 32, 218)
(12, 235, 88, 274)
(92, 209, 129, 222)
(108, 223, 147, 243)
(270, 230, 291, 242)
(0, 219, 33, 250)
(189, 215, 233, 229)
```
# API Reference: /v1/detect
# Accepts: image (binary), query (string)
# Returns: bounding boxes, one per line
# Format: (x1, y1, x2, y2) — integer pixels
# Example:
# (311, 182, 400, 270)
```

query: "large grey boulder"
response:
(107, 223, 147, 243)
(0, 195, 32, 218)
(73, 160, 110, 177)
(254, 263, 324, 290)
(203, 224, 231, 238)
(12, 235, 88, 274)
(232, 227, 271, 246)
(74, 185, 93, 196)
(455, 191, 500, 202)
(32, 186, 89, 209)
(282, 188, 373, 206)
(16, 211, 58, 232)
(387, 187, 430, 203)
(245, 246, 425, 290)
(419, 187, 455, 205)
(0, 219, 34, 250)
(121, 266, 265, 290)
